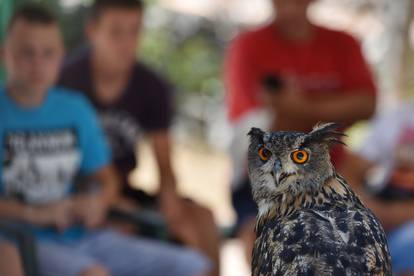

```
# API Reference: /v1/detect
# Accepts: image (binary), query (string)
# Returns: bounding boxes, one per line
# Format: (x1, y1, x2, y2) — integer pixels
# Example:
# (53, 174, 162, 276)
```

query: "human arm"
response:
(368, 198, 414, 232)
(0, 167, 120, 231)
(0, 198, 74, 231)
(341, 150, 414, 231)
(71, 96, 120, 229)
(73, 165, 120, 229)
(306, 92, 375, 124)
(266, 86, 376, 131)
(148, 130, 182, 222)
(266, 34, 376, 131)
(307, 33, 377, 125)
(150, 130, 176, 193)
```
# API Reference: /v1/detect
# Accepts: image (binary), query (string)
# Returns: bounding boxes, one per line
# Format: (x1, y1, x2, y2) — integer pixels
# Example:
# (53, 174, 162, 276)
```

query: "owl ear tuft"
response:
(301, 122, 347, 147)
(248, 127, 265, 143)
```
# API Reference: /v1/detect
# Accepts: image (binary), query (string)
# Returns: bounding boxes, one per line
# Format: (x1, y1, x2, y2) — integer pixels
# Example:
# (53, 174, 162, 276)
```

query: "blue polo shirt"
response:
(0, 86, 110, 242)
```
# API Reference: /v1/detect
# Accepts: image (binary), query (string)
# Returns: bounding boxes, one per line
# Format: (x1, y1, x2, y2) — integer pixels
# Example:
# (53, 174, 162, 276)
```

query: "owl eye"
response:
(291, 150, 309, 164)
(258, 147, 272, 161)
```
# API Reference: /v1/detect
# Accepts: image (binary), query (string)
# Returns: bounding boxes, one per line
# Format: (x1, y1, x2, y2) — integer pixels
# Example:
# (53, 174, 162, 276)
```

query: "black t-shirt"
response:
(59, 49, 173, 187)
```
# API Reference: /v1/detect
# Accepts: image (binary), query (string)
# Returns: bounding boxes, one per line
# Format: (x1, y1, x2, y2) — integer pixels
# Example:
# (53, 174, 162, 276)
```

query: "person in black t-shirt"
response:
(59, 1, 219, 275)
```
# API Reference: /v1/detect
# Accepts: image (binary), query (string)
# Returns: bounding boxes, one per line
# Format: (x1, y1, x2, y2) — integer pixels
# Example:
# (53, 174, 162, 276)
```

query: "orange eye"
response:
(291, 150, 309, 164)
(258, 147, 272, 161)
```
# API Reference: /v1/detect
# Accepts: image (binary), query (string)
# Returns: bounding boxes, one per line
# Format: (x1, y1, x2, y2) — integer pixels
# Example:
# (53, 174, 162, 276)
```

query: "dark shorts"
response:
(231, 178, 257, 232)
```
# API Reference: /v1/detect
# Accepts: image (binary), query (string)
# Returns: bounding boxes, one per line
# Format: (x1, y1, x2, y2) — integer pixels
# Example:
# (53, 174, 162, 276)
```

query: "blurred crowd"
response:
(0, 0, 414, 276)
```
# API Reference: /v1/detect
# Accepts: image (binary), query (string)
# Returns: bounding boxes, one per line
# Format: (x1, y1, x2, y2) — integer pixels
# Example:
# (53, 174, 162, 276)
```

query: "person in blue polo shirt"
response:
(0, 4, 210, 276)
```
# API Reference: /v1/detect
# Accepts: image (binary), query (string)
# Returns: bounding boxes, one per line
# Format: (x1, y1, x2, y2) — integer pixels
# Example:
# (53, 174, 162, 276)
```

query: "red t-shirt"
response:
(224, 24, 376, 166)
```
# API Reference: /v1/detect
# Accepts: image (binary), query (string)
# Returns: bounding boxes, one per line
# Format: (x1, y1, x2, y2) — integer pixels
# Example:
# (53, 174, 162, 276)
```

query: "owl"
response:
(248, 123, 391, 276)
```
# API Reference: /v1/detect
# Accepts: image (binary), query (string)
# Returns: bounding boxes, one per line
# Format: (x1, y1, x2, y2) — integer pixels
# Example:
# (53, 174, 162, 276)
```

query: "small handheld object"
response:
(262, 74, 284, 94)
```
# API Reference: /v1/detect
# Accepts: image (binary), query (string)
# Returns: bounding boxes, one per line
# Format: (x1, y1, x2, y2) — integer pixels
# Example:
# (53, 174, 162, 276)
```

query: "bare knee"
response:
(198, 206, 215, 224)
(0, 241, 19, 256)
(0, 241, 24, 276)
(80, 265, 109, 276)
(184, 201, 215, 225)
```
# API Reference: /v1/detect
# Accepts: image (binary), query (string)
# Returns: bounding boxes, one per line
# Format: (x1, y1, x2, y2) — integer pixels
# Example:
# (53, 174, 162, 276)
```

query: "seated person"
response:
(0, 4, 210, 276)
(224, 0, 376, 263)
(59, 1, 219, 274)
(0, 240, 24, 276)
(341, 103, 414, 276)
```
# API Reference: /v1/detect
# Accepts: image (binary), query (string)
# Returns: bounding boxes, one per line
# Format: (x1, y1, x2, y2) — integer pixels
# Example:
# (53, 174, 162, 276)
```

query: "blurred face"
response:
(87, 7, 143, 71)
(272, 0, 313, 26)
(4, 20, 64, 94)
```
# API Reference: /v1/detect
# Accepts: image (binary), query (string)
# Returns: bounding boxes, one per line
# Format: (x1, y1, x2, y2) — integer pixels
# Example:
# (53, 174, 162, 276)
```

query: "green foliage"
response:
(140, 27, 223, 99)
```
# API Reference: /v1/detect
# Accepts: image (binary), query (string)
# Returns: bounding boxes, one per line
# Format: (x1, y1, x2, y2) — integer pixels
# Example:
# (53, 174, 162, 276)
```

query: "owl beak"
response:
(272, 159, 283, 185)
(272, 158, 292, 185)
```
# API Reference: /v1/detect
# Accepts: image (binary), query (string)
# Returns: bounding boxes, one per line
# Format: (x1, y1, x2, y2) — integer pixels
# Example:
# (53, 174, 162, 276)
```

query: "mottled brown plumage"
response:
(248, 123, 391, 276)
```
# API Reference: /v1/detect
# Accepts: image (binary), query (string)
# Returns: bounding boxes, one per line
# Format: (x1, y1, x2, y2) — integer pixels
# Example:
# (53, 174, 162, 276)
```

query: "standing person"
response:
(59, 1, 220, 275)
(342, 103, 414, 276)
(0, 4, 210, 276)
(224, 0, 377, 263)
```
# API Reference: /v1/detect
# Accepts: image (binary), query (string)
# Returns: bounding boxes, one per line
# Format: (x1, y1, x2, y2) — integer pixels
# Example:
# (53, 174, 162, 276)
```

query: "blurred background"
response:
(1, 0, 414, 275)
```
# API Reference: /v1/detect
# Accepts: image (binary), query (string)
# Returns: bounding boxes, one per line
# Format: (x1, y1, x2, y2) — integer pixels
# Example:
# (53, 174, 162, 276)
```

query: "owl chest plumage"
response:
(252, 177, 392, 276)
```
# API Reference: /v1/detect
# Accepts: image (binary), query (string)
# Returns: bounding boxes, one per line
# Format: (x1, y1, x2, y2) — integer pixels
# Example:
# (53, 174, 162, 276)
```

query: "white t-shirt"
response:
(360, 103, 414, 193)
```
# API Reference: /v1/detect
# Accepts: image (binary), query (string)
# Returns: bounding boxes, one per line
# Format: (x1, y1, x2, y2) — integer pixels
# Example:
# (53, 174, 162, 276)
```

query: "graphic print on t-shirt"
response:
(99, 110, 141, 161)
(2, 129, 81, 204)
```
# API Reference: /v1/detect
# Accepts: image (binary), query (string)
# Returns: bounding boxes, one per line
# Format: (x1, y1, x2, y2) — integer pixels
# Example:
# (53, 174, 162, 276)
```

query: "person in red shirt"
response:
(224, 0, 376, 264)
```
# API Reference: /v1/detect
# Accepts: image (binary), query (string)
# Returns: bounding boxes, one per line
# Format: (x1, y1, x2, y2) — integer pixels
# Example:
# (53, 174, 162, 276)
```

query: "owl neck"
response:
(255, 172, 360, 235)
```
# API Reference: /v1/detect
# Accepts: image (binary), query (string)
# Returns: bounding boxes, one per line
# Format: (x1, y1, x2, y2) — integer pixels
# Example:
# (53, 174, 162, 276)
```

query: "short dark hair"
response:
(7, 3, 57, 32)
(91, 0, 144, 19)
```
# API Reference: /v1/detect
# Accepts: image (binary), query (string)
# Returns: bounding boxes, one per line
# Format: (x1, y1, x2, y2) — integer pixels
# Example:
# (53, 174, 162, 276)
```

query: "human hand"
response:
(263, 76, 313, 120)
(159, 193, 201, 244)
(159, 189, 183, 225)
(27, 199, 75, 231)
(266, 92, 314, 132)
(73, 193, 109, 229)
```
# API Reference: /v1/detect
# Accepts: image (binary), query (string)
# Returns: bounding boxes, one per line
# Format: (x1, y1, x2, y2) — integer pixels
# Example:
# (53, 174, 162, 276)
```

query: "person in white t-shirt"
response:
(343, 103, 414, 275)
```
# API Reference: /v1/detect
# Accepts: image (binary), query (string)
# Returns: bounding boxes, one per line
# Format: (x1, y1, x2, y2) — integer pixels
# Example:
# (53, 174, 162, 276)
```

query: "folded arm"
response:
(267, 89, 376, 131)
(0, 198, 73, 231)
(302, 92, 376, 124)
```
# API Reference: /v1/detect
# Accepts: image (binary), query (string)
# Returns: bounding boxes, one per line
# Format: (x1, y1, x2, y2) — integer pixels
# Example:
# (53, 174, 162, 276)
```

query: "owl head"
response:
(247, 123, 345, 204)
